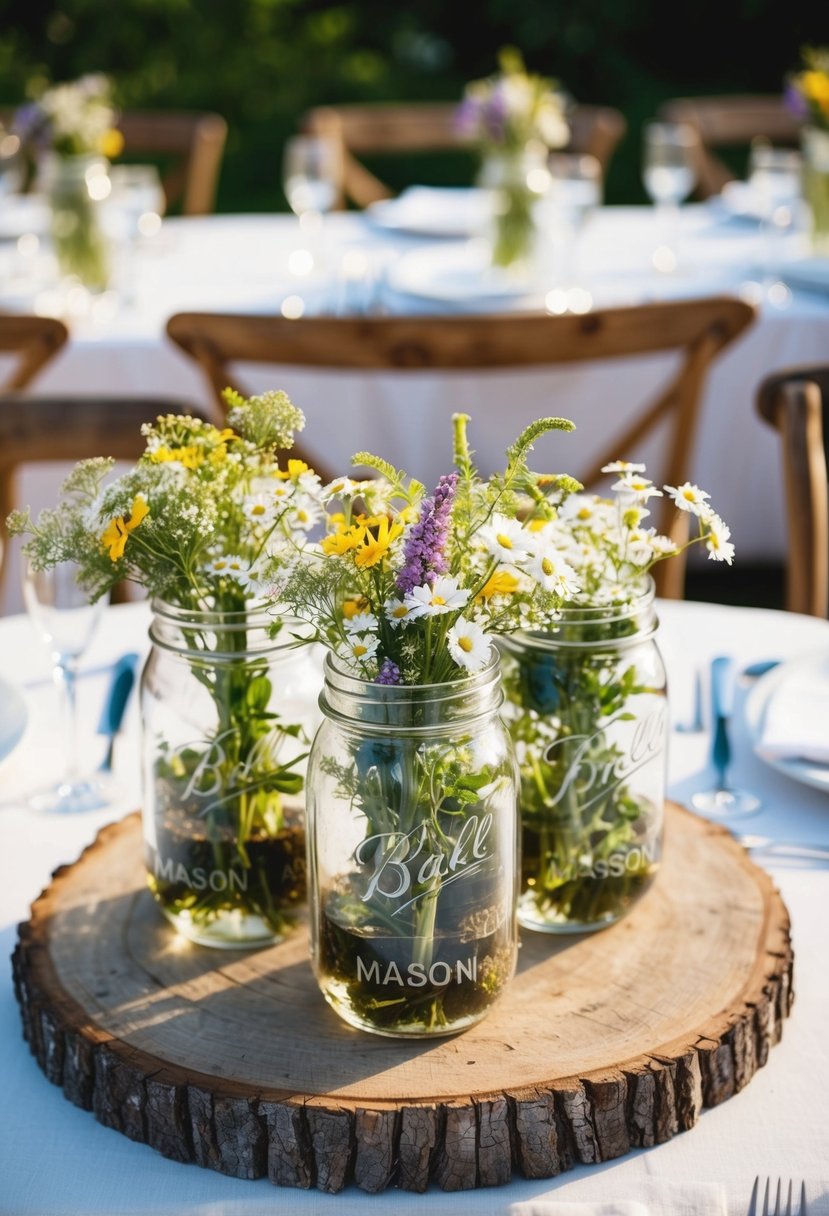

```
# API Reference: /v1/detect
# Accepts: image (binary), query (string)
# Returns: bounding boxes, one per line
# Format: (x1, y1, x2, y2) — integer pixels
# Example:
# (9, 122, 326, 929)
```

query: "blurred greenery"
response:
(0, 0, 823, 211)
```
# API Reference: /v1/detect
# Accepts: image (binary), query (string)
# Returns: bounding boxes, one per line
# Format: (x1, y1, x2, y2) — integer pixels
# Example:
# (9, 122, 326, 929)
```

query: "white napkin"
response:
(371, 186, 490, 236)
(510, 1179, 726, 1216)
(758, 660, 829, 764)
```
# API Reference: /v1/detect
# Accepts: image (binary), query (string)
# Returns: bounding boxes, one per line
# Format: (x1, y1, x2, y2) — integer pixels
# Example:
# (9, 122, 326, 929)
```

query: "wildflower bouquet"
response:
(14, 73, 122, 289)
(499, 462, 734, 932)
(455, 48, 569, 269)
(786, 47, 829, 133)
(287, 413, 585, 1035)
(786, 47, 829, 254)
(10, 391, 325, 946)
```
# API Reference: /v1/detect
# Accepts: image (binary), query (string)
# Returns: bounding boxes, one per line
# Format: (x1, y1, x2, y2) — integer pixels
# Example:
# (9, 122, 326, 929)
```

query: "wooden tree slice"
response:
(13, 802, 793, 1194)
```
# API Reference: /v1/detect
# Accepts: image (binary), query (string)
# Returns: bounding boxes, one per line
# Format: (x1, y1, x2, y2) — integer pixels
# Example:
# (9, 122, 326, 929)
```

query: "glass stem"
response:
(56, 659, 81, 786)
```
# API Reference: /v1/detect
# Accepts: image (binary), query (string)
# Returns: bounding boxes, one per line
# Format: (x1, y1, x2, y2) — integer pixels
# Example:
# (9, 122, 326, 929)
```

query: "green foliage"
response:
(1, 0, 823, 211)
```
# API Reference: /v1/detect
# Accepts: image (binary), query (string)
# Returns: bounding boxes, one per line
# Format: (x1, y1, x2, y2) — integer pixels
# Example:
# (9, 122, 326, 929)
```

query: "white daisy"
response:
(612, 474, 664, 502)
(242, 495, 277, 525)
(664, 482, 711, 516)
(602, 460, 647, 474)
(344, 611, 378, 635)
(478, 514, 535, 563)
(323, 476, 360, 501)
(704, 515, 735, 564)
(447, 618, 490, 673)
(339, 634, 379, 665)
(204, 554, 250, 585)
(287, 498, 323, 533)
(526, 545, 580, 597)
(404, 575, 470, 619)
(384, 597, 413, 628)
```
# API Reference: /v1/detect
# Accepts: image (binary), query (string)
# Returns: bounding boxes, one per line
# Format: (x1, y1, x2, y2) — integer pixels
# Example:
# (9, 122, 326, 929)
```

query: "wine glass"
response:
(691, 657, 760, 818)
(542, 153, 601, 311)
(748, 142, 803, 299)
(105, 164, 166, 304)
(642, 121, 699, 272)
(23, 560, 112, 813)
(282, 135, 340, 223)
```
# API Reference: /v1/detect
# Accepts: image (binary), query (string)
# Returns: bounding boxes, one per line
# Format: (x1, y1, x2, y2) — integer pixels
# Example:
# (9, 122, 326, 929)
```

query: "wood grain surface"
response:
(13, 802, 793, 1194)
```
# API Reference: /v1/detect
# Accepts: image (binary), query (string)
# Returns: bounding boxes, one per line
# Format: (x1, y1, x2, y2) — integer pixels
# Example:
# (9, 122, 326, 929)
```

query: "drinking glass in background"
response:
(747, 142, 804, 302)
(23, 560, 111, 812)
(642, 121, 699, 273)
(104, 165, 166, 304)
(0, 125, 24, 196)
(283, 135, 340, 223)
(543, 152, 601, 314)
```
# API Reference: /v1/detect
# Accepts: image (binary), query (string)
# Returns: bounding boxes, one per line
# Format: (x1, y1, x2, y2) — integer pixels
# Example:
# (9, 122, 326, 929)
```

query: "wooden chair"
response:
(757, 367, 829, 618)
(0, 316, 68, 392)
(167, 298, 755, 598)
(116, 111, 227, 215)
(0, 394, 209, 598)
(301, 103, 627, 209)
(658, 96, 799, 200)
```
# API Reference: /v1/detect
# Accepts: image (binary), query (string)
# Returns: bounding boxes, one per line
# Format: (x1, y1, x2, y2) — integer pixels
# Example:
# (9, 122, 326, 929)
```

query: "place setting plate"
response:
(744, 653, 829, 794)
(367, 186, 491, 239)
(387, 239, 544, 309)
(0, 675, 28, 763)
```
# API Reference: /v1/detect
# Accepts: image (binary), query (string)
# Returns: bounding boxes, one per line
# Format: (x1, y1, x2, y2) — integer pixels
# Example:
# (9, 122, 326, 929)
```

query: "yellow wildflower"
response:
(99, 128, 124, 158)
(101, 495, 149, 562)
(321, 526, 365, 556)
(353, 517, 404, 569)
(477, 571, 520, 601)
(150, 445, 202, 470)
(343, 597, 370, 620)
(275, 459, 312, 480)
(802, 70, 829, 107)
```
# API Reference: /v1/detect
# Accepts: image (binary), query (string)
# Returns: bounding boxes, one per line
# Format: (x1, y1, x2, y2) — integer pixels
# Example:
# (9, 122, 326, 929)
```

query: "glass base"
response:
(27, 773, 116, 814)
(157, 902, 285, 950)
(691, 787, 761, 817)
(320, 977, 491, 1039)
(517, 903, 620, 935)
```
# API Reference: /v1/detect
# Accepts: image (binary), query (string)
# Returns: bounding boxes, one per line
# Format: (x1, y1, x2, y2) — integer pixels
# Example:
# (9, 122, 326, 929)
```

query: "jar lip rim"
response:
(323, 647, 500, 693)
(150, 596, 288, 624)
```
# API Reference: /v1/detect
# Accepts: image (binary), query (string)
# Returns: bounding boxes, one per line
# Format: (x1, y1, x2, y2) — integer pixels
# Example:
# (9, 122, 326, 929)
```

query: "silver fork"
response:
(748, 1177, 808, 1216)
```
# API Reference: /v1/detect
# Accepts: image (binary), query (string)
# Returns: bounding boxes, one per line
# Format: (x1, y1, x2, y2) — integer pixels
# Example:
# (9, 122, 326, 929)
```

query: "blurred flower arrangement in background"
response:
(455, 48, 570, 270)
(786, 47, 829, 253)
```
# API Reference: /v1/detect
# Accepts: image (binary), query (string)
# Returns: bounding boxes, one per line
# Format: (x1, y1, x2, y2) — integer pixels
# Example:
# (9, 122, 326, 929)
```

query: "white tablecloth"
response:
(1, 598, 828, 1215)
(3, 204, 829, 619)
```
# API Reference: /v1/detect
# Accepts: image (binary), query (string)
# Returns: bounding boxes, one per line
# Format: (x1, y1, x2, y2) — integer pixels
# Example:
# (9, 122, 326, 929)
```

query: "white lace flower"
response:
(447, 618, 490, 673)
(704, 514, 735, 564)
(664, 482, 711, 516)
(478, 514, 535, 563)
(404, 575, 470, 619)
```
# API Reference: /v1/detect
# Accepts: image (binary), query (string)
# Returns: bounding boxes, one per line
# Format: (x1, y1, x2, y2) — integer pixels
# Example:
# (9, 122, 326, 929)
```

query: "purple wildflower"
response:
(395, 473, 458, 596)
(375, 659, 402, 685)
(784, 82, 809, 121)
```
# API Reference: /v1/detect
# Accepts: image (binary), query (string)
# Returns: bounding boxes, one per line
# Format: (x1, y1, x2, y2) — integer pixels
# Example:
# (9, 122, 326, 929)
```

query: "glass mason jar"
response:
(478, 141, 552, 271)
(500, 581, 667, 934)
(141, 601, 322, 948)
(306, 652, 519, 1038)
(42, 153, 112, 290)
(802, 127, 829, 256)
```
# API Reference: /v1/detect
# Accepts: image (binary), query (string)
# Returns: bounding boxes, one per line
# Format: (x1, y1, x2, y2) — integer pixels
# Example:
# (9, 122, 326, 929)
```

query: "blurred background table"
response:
(1, 596, 828, 1212)
(1, 201, 827, 617)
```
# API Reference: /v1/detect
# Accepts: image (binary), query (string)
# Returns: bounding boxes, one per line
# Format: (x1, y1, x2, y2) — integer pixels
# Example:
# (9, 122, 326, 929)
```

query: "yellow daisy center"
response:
(392, 605, 408, 619)
(577, 507, 592, 520)
(541, 557, 554, 576)
(458, 636, 474, 653)
(432, 595, 446, 606)
(353, 644, 368, 657)
(496, 533, 513, 549)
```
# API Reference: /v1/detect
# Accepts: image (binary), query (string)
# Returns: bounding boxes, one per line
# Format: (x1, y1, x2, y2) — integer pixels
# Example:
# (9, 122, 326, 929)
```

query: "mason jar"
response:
(802, 126, 829, 256)
(500, 580, 667, 934)
(141, 601, 322, 948)
(306, 652, 519, 1038)
(478, 141, 552, 271)
(41, 153, 112, 290)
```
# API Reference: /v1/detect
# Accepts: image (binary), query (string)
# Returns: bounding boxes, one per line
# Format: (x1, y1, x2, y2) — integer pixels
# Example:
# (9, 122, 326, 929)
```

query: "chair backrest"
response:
(167, 298, 755, 598)
(117, 110, 228, 215)
(0, 316, 68, 392)
(659, 95, 799, 199)
(0, 394, 209, 598)
(301, 102, 627, 209)
(757, 366, 829, 618)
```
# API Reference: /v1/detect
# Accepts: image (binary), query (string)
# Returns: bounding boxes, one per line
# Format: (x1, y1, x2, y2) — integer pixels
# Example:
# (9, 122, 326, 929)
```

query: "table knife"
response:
(97, 652, 140, 771)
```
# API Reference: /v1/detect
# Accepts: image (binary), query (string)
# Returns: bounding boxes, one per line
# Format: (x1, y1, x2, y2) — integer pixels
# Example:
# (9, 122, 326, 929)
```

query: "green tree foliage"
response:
(0, 0, 822, 210)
